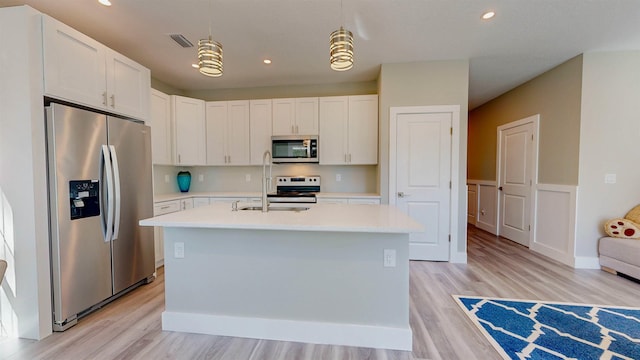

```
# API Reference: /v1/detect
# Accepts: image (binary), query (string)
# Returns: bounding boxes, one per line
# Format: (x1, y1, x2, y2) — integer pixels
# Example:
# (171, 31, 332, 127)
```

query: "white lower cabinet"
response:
(317, 197, 381, 205)
(153, 200, 181, 268)
(193, 197, 211, 207)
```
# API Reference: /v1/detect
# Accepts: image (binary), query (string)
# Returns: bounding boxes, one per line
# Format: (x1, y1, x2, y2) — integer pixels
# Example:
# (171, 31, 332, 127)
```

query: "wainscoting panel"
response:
(467, 180, 497, 235)
(532, 184, 577, 267)
(467, 185, 477, 225)
(477, 182, 497, 235)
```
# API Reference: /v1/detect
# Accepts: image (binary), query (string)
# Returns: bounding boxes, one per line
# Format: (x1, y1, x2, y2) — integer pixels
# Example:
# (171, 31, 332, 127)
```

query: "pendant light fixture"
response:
(198, 0, 223, 77)
(329, 0, 354, 71)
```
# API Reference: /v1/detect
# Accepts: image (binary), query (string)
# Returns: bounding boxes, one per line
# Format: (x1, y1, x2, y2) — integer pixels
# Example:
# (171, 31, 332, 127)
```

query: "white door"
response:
(392, 111, 452, 261)
(497, 117, 537, 246)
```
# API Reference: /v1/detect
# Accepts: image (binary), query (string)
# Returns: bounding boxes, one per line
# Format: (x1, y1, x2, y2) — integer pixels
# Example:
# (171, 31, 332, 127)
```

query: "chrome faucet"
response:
(262, 150, 273, 212)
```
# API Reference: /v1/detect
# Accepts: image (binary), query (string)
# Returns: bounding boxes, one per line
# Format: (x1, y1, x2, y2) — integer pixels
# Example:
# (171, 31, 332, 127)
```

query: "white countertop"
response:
(154, 192, 381, 203)
(140, 203, 422, 234)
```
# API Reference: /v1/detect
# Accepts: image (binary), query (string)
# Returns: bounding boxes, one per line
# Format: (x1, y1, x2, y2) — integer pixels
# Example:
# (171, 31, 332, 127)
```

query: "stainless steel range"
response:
(267, 176, 320, 203)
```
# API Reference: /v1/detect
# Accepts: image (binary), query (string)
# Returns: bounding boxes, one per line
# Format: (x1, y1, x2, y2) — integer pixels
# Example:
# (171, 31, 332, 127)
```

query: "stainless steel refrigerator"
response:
(45, 102, 155, 331)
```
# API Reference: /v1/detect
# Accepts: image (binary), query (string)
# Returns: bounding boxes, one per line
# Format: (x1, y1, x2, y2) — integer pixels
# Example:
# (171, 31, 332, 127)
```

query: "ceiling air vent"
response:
(169, 34, 194, 48)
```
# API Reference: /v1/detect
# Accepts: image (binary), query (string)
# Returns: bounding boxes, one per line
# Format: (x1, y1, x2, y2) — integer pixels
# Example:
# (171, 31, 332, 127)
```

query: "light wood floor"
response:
(3, 226, 640, 360)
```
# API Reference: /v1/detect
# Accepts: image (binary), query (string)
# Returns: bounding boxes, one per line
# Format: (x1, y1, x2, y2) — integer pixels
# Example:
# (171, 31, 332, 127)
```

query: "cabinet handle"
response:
(348, 153, 352, 163)
(160, 205, 171, 210)
(178, 154, 181, 163)
(102, 92, 107, 106)
(291, 125, 295, 134)
(228, 155, 231, 163)
(110, 94, 115, 108)
(295, 125, 299, 133)
(344, 154, 347, 163)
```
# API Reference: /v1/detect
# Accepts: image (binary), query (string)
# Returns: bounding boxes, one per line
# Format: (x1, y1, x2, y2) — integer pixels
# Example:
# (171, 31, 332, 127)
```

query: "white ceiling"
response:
(4, 0, 640, 109)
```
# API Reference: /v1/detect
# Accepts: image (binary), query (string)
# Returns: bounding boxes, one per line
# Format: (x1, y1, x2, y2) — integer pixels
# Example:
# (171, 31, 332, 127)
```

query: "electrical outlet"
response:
(164, 174, 170, 183)
(383, 249, 396, 267)
(245, 174, 251, 182)
(336, 174, 342, 182)
(198, 174, 204, 182)
(174, 242, 184, 259)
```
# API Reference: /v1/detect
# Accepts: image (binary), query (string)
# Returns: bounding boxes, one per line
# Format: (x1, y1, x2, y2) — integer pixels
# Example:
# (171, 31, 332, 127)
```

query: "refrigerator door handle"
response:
(101, 145, 114, 242)
(109, 145, 121, 240)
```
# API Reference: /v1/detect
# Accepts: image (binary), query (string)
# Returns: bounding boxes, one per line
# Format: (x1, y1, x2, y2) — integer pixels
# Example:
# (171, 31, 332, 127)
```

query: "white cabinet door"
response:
(42, 15, 107, 110)
(348, 198, 381, 205)
(153, 200, 180, 268)
(316, 198, 349, 204)
(173, 96, 206, 165)
(206, 101, 228, 165)
(42, 15, 151, 121)
(179, 198, 194, 211)
(348, 95, 378, 165)
(105, 49, 150, 120)
(272, 98, 295, 135)
(150, 89, 173, 164)
(206, 101, 250, 165)
(250, 99, 272, 165)
(295, 97, 319, 135)
(227, 100, 250, 165)
(319, 97, 348, 165)
(193, 197, 211, 207)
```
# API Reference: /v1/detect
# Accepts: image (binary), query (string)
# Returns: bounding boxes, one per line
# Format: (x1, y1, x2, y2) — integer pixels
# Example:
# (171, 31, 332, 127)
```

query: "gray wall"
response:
(378, 60, 469, 256)
(576, 50, 640, 258)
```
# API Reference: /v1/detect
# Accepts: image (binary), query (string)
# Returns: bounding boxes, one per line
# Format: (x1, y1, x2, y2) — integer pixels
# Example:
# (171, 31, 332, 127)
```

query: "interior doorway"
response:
(390, 105, 460, 261)
(496, 115, 539, 247)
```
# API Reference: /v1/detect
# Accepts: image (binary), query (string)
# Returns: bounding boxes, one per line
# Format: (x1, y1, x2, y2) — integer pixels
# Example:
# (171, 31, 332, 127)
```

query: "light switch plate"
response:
(605, 173, 617, 184)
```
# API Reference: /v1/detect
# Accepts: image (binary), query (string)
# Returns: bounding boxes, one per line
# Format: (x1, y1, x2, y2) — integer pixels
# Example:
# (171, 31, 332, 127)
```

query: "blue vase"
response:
(177, 171, 191, 192)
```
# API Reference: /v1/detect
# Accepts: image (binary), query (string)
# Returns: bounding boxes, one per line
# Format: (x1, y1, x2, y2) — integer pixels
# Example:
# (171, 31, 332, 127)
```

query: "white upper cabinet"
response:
(295, 97, 319, 135)
(319, 97, 348, 165)
(348, 95, 378, 165)
(206, 100, 250, 166)
(249, 99, 272, 165)
(172, 95, 206, 166)
(319, 95, 378, 165)
(42, 15, 150, 121)
(272, 97, 318, 135)
(104, 49, 150, 120)
(150, 89, 172, 165)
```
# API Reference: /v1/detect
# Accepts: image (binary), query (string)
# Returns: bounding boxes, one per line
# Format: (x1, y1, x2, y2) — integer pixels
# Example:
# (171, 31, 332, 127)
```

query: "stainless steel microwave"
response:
(271, 135, 319, 163)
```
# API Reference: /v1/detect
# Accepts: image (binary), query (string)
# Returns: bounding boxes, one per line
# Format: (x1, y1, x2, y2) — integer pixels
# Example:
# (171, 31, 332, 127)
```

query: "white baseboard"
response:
(450, 251, 467, 264)
(162, 311, 413, 351)
(574, 256, 601, 269)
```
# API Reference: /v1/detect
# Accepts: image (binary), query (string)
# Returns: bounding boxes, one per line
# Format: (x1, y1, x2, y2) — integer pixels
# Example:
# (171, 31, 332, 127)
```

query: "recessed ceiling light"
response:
(263, 59, 272, 64)
(482, 11, 495, 20)
(191, 64, 199, 69)
(98, 0, 112, 6)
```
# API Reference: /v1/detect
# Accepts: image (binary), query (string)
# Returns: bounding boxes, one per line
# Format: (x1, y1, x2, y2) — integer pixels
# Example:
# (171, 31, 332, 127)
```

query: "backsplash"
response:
(153, 164, 378, 195)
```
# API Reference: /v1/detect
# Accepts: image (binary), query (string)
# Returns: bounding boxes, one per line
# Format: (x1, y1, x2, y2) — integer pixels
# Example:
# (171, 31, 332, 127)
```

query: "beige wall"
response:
(151, 77, 185, 96)
(468, 55, 583, 185)
(183, 81, 377, 101)
(378, 60, 469, 256)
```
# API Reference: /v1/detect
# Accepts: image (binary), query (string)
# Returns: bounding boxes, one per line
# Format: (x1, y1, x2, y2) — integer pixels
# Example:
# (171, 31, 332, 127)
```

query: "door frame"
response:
(389, 105, 461, 261)
(495, 114, 540, 245)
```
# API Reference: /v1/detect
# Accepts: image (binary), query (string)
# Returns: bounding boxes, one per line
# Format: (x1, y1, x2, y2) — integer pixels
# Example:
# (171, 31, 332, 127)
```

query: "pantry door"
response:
(390, 106, 458, 261)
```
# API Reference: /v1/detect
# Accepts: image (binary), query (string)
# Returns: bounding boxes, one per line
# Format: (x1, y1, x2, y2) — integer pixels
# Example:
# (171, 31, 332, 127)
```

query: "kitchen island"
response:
(139, 203, 422, 351)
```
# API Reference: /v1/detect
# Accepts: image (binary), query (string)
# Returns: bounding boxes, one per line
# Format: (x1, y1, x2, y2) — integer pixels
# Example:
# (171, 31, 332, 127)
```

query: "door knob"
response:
(498, 186, 503, 191)
(398, 192, 410, 198)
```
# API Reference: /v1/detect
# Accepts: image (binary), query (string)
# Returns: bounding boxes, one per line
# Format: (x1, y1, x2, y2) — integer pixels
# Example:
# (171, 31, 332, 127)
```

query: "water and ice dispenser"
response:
(69, 180, 100, 220)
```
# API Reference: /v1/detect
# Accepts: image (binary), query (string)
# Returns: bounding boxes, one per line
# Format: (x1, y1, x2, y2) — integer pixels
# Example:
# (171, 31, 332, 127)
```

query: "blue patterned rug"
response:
(453, 295, 640, 360)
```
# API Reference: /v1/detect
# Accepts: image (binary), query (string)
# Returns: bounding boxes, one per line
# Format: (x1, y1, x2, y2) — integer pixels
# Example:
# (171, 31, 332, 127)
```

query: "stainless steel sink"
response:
(239, 206, 310, 212)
